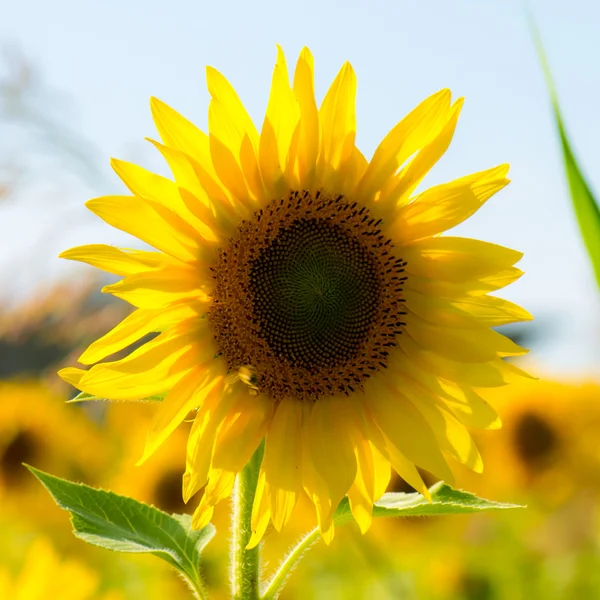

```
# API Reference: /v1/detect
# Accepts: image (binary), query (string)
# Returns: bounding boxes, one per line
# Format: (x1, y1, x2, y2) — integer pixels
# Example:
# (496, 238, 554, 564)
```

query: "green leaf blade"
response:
(27, 466, 214, 596)
(334, 482, 522, 524)
(533, 26, 600, 287)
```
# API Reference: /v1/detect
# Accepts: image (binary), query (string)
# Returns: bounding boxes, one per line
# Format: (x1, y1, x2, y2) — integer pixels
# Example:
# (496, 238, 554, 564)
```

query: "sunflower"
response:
(472, 378, 600, 502)
(0, 538, 124, 600)
(59, 46, 532, 545)
(0, 381, 109, 513)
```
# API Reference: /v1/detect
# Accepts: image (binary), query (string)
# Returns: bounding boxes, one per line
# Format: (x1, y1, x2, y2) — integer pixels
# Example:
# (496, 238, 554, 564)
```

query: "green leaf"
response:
(533, 25, 600, 287)
(262, 483, 521, 600)
(334, 482, 522, 524)
(27, 466, 213, 599)
(68, 391, 164, 403)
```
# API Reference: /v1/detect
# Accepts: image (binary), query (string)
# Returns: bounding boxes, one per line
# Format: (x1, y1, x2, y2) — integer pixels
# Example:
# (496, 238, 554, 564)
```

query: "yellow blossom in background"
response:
(472, 378, 600, 503)
(0, 380, 110, 520)
(59, 46, 532, 545)
(0, 538, 124, 600)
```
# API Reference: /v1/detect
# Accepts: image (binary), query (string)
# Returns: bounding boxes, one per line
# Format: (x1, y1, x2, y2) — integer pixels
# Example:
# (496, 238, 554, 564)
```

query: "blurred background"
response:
(1, 1, 599, 598)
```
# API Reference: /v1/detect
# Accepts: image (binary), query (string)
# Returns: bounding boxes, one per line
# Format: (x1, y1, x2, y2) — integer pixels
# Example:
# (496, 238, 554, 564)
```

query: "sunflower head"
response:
(59, 46, 532, 545)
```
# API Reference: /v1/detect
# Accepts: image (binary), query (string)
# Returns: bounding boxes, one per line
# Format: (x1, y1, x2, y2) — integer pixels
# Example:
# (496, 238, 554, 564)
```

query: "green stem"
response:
(260, 527, 321, 600)
(231, 442, 264, 600)
(187, 575, 208, 600)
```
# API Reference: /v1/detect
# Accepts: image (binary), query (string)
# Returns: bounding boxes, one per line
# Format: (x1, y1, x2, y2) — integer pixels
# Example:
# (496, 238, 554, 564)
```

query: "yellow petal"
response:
(147, 138, 213, 207)
(262, 397, 303, 531)
(59, 244, 171, 277)
(403, 385, 483, 472)
(398, 334, 531, 388)
(307, 395, 357, 517)
(406, 316, 528, 363)
(210, 393, 273, 473)
(207, 97, 263, 202)
(259, 46, 299, 197)
(86, 195, 198, 263)
(406, 267, 524, 298)
(371, 443, 391, 500)
(382, 437, 431, 499)
(77, 326, 209, 401)
(191, 502, 214, 531)
(79, 304, 199, 365)
(292, 47, 319, 189)
(365, 379, 454, 482)
(248, 471, 271, 548)
(403, 237, 523, 282)
(388, 98, 464, 205)
(209, 126, 250, 202)
(317, 61, 357, 185)
(348, 438, 375, 534)
(206, 66, 260, 150)
(356, 89, 451, 204)
(388, 352, 502, 430)
(139, 369, 225, 464)
(302, 403, 333, 536)
(150, 96, 216, 177)
(183, 385, 240, 502)
(58, 367, 85, 387)
(389, 164, 510, 242)
(101, 266, 211, 309)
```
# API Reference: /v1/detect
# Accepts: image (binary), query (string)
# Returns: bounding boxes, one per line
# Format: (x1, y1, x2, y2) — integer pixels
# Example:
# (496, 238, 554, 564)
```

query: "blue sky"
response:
(1, 0, 599, 374)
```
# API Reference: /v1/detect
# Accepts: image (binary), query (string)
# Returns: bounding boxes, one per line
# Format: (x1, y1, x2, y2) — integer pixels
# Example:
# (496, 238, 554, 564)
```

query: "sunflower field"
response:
(1, 2, 599, 599)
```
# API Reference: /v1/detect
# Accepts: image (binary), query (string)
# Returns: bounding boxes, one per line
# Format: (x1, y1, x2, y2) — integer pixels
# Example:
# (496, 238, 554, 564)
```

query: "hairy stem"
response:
(260, 527, 320, 600)
(231, 442, 264, 600)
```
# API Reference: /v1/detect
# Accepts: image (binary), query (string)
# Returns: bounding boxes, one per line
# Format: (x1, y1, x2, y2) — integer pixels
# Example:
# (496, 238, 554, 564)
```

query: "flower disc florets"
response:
(209, 190, 407, 401)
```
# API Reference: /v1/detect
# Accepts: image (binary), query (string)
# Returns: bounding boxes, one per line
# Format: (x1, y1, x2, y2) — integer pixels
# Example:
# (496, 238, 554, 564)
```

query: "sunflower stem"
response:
(231, 441, 264, 600)
(260, 527, 320, 600)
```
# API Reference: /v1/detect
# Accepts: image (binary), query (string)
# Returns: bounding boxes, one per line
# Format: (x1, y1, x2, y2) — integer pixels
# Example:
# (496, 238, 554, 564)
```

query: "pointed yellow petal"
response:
(210, 393, 273, 473)
(259, 46, 299, 197)
(348, 438, 375, 534)
(388, 97, 464, 204)
(307, 396, 357, 516)
(403, 237, 523, 282)
(406, 267, 524, 298)
(77, 326, 210, 401)
(406, 389, 483, 473)
(365, 379, 454, 482)
(206, 66, 260, 150)
(183, 386, 240, 502)
(101, 266, 211, 309)
(58, 367, 85, 387)
(263, 397, 303, 531)
(398, 334, 530, 388)
(86, 195, 198, 263)
(59, 244, 170, 277)
(389, 164, 510, 242)
(371, 443, 391, 500)
(79, 304, 199, 365)
(356, 89, 451, 203)
(302, 402, 333, 536)
(150, 96, 215, 176)
(406, 316, 528, 363)
(139, 369, 225, 464)
(209, 126, 250, 202)
(248, 471, 271, 548)
(292, 47, 319, 189)
(317, 61, 357, 185)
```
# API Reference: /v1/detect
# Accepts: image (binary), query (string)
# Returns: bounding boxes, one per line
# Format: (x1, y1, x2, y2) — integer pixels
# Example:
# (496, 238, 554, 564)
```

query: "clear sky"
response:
(1, 0, 599, 375)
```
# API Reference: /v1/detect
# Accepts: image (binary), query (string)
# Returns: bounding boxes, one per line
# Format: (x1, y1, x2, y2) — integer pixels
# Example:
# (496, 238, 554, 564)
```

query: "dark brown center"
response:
(208, 190, 407, 401)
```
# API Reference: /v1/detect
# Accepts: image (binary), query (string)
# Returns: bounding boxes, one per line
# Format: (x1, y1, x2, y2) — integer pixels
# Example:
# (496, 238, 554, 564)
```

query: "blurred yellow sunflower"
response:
(0, 380, 109, 517)
(59, 47, 532, 545)
(473, 378, 600, 502)
(0, 538, 123, 600)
